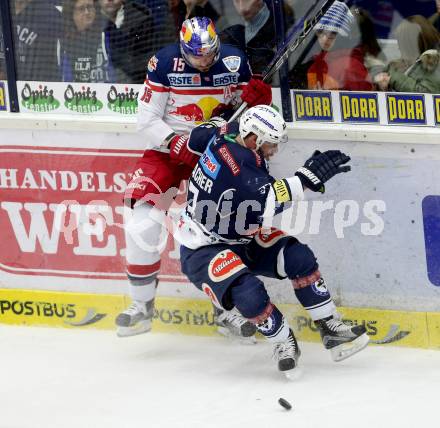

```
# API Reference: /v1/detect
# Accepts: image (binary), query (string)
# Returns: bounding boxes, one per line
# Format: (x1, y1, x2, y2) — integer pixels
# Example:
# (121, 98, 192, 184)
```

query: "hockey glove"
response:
(240, 77, 272, 107)
(211, 103, 235, 121)
(168, 134, 199, 168)
(205, 116, 227, 128)
(295, 150, 351, 193)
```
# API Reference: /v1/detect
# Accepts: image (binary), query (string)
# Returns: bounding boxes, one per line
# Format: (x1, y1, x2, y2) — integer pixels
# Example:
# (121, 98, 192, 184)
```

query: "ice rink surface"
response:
(1, 325, 439, 428)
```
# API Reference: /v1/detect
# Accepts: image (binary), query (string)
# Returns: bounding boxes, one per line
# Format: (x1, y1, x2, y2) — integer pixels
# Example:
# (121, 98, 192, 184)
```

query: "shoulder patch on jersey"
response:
(147, 55, 158, 72)
(222, 56, 241, 72)
(218, 144, 241, 176)
(208, 250, 246, 282)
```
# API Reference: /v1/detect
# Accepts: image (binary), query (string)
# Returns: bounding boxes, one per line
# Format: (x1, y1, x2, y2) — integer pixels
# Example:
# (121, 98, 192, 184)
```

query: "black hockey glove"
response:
(295, 150, 351, 193)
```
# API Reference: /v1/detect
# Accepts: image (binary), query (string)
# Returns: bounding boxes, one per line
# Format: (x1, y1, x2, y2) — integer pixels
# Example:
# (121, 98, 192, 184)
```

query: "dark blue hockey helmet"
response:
(180, 17, 220, 67)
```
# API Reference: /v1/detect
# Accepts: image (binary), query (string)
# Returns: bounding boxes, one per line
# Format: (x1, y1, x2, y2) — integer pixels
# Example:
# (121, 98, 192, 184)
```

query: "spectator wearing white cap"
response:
(306, 0, 373, 91)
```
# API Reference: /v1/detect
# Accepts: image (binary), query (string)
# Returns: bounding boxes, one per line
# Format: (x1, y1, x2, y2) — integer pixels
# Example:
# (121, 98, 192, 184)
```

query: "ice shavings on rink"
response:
(1, 325, 439, 428)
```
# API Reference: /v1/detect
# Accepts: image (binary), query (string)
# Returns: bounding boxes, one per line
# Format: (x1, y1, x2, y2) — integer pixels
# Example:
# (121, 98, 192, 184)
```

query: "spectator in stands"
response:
(59, 0, 115, 83)
(350, 0, 437, 39)
(292, 1, 373, 91)
(13, 0, 62, 81)
(134, 0, 176, 45)
(169, 0, 220, 37)
(351, 7, 387, 87)
(135, 0, 168, 24)
(220, 0, 294, 75)
(374, 15, 440, 93)
(98, 0, 156, 83)
(305, 6, 386, 84)
(429, 0, 440, 32)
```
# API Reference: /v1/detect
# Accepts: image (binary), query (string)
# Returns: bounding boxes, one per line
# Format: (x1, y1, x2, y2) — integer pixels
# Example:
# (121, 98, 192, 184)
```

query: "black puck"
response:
(278, 398, 292, 410)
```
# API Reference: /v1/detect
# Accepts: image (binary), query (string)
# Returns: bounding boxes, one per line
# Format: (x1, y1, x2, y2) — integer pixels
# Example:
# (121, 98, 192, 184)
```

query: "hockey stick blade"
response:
(263, 0, 336, 82)
(228, 0, 336, 123)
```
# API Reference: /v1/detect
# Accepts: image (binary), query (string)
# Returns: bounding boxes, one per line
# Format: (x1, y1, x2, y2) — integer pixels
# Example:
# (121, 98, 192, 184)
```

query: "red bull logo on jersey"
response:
(169, 103, 205, 121)
(169, 97, 225, 122)
(168, 73, 201, 86)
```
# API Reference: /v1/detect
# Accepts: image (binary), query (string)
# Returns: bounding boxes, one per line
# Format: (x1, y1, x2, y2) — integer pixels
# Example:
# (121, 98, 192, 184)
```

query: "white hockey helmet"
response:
(239, 105, 288, 150)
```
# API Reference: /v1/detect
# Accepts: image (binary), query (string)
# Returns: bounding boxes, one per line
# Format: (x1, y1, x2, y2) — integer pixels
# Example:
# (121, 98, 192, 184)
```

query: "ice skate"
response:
(115, 300, 154, 337)
(214, 306, 257, 343)
(315, 314, 369, 362)
(273, 329, 301, 378)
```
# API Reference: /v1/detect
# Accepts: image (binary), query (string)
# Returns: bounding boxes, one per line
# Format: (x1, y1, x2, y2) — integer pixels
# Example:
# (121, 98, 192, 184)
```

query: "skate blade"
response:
(217, 327, 257, 344)
(330, 333, 370, 362)
(283, 366, 303, 381)
(116, 320, 152, 338)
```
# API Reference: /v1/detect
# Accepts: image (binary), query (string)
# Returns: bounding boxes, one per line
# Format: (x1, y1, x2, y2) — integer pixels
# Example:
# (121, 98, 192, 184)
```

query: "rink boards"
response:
(1, 289, 440, 349)
(0, 103, 440, 349)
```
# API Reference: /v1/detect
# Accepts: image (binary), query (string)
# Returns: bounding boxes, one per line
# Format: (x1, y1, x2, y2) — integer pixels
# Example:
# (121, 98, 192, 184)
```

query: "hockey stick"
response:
(228, 0, 336, 123)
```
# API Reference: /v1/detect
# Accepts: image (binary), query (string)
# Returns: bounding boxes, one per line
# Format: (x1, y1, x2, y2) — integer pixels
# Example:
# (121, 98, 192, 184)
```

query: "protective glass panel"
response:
(0, 6, 6, 81)
(10, 0, 178, 83)
(6, 0, 293, 85)
(0, 6, 8, 112)
(12, 0, 62, 81)
(216, 0, 294, 77)
(287, 0, 440, 94)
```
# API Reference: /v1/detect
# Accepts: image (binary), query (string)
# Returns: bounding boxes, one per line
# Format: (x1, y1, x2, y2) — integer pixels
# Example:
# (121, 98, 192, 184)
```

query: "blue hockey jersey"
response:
(175, 127, 292, 249)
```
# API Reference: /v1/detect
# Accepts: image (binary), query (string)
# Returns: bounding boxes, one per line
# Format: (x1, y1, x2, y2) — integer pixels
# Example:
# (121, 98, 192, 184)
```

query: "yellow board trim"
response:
(0, 289, 439, 349)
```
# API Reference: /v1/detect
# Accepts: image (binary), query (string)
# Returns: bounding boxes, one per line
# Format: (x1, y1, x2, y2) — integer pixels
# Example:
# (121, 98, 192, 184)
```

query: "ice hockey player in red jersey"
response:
(116, 16, 272, 337)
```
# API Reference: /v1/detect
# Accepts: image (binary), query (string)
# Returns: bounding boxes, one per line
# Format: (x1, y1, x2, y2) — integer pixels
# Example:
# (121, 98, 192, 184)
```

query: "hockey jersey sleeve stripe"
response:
(169, 87, 243, 96)
(144, 82, 247, 96)
(261, 176, 305, 230)
(145, 79, 170, 93)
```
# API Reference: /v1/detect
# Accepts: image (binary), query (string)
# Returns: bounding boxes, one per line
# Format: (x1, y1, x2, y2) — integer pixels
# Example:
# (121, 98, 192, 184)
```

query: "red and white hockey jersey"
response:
(137, 42, 252, 151)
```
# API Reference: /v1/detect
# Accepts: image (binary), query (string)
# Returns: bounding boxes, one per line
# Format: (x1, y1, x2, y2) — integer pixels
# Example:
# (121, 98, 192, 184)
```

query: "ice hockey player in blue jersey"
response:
(176, 105, 370, 375)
